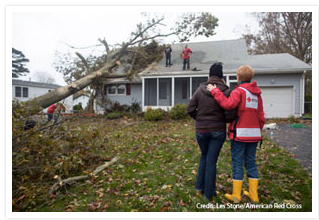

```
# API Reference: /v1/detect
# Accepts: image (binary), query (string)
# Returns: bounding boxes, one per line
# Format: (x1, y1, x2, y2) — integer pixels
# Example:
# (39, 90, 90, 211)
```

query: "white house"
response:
(12, 79, 73, 113)
(98, 38, 311, 118)
(73, 90, 90, 109)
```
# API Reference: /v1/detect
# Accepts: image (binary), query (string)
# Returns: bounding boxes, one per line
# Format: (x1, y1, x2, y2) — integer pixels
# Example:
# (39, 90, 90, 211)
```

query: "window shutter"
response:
(126, 84, 131, 95)
(104, 84, 108, 95)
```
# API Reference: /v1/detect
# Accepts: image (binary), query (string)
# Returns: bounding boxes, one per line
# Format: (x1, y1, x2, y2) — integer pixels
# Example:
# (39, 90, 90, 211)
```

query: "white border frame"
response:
(5, 4, 318, 219)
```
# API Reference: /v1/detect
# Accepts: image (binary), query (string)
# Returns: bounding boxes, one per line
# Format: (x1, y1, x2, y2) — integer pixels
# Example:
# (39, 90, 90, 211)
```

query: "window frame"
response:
(22, 87, 29, 98)
(15, 86, 21, 97)
(106, 84, 127, 96)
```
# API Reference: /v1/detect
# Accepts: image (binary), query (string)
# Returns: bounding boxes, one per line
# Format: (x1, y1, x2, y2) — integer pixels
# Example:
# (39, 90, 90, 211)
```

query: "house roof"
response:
(12, 79, 62, 89)
(138, 38, 312, 77)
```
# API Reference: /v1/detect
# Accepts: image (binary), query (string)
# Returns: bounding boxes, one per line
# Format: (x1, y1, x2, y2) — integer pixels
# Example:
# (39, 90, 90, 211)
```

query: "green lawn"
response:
(32, 117, 312, 212)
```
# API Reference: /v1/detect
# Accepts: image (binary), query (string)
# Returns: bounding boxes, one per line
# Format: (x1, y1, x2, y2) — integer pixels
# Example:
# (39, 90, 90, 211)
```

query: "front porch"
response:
(141, 74, 237, 111)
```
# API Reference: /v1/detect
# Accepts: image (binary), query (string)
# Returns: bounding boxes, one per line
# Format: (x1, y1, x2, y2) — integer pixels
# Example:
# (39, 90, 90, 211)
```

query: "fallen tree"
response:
(27, 13, 219, 110)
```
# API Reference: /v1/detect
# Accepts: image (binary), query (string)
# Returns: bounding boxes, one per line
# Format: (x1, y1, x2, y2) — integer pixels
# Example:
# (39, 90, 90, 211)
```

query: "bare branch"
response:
(75, 52, 91, 73)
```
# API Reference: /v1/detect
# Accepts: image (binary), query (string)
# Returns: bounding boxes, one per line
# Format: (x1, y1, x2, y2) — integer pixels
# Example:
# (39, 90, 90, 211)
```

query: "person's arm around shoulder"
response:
(206, 84, 241, 111)
(187, 89, 198, 119)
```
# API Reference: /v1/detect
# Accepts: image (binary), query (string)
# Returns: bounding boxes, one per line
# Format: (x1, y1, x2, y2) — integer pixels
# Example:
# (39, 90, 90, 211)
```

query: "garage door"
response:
(260, 86, 294, 118)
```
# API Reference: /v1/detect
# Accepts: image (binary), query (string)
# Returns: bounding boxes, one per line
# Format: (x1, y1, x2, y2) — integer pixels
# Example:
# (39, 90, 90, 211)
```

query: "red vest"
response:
(228, 87, 263, 142)
(47, 104, 57, 114)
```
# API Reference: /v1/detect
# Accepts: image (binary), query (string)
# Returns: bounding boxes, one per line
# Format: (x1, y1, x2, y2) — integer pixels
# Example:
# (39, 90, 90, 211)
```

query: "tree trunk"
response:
(29, 62, 119, 109)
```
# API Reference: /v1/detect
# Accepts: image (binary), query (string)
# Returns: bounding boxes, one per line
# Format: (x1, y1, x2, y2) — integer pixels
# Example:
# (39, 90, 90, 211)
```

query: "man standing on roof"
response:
(182, 44, 193, 70)
(165, 44, 172, 67)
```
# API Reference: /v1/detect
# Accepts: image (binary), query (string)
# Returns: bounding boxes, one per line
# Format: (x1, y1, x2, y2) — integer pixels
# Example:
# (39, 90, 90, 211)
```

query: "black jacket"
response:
(187, 76, 236, 132)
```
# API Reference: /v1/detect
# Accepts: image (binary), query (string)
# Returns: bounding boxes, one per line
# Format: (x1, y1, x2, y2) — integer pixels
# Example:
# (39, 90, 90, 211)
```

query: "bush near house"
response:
(144, 108, 165, 121)
(73, 103, 83, 111)
(106, 112, 124, 119)
(170, 104, 188, 120)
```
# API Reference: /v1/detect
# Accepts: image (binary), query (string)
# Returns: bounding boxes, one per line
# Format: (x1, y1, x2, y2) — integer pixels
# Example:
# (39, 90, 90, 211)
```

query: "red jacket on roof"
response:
(182, 48, 192, 59)
(47, 104, 58, 114)
(210, 81, 265, 142)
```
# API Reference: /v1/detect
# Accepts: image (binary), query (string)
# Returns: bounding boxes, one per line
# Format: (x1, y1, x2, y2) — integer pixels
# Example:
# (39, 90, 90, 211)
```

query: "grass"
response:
(34, 117, 312, 212)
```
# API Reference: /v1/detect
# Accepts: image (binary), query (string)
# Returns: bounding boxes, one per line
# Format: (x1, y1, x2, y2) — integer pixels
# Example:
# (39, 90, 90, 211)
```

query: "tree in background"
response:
(243, 12, 312, 94)
(33, 71, 56, 84)
(12, 48, 30, 78)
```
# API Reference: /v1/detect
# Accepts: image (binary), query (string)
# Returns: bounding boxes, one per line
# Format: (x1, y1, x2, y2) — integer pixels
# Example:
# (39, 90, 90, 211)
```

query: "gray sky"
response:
(11, 9, 260, 85)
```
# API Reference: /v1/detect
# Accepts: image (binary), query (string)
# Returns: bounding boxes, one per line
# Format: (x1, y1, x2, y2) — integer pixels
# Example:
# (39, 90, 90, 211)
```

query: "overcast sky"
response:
(11, 8, 260, 85)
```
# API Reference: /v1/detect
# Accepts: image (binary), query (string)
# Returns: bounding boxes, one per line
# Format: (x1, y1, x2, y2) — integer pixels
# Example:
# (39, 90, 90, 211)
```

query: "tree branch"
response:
(75, 52, 91, 73)
(49, 156, 119, 195)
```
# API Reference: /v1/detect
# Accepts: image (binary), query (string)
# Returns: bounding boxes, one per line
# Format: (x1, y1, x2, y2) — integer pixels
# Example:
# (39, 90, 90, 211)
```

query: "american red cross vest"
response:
(228, 87, 263, 142)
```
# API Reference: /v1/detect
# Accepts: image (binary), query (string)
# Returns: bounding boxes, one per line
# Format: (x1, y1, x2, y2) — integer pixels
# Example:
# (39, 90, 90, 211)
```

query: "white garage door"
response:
(260, 86, 294, 118)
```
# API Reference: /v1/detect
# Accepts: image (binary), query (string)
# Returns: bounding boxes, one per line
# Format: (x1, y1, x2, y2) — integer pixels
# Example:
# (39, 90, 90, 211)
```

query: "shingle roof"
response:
(139, 38, 312, 76)
(12, 79, 62, 89)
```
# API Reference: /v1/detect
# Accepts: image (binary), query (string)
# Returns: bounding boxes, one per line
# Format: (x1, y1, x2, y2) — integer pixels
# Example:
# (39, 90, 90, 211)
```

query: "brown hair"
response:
(237, 65, 255, 81)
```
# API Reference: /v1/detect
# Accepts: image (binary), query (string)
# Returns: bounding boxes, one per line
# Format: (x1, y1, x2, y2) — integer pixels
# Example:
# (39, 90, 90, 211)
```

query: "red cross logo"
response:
(247, 97, 252, 102)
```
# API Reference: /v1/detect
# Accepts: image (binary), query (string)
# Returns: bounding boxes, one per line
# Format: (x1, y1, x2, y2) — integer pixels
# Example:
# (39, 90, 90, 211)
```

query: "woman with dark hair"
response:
(187, 62, 235, 200)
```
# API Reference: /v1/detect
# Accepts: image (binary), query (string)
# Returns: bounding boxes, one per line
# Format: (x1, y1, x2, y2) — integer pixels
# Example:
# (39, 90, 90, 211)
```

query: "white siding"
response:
(12, 84, 73, 113)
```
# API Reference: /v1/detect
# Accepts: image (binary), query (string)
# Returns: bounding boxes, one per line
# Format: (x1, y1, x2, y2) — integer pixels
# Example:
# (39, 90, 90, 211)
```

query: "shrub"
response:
(112, 102, 125, 112)
(144, 108, 165, 121)
(170, 104, 188, 120)
(129, 99, 141, 113)
(106, 112, 123, 119)
(73, 103, 83, 111)
(288, 115, 299, 124)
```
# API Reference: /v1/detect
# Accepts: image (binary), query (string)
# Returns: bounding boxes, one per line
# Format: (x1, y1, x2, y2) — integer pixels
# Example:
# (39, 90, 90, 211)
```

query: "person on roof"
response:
(206, 65, 265, 204)
(165, 44, 172, 67)
(182, 44, 192, 70)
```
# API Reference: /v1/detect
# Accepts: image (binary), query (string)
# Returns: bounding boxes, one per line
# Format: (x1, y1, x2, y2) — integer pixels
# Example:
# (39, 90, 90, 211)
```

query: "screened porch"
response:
(142, 75, 237, 111)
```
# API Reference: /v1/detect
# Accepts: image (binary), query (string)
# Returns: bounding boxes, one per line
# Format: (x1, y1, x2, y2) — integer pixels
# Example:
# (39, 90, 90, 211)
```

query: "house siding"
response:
(253, 73, 303, 115)
(104, 83, 142, 107)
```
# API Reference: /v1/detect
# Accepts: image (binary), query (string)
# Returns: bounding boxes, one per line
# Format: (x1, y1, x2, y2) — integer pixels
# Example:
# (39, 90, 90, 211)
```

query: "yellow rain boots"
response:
(225, 180, 243, 203)
(243, 178, 259, 203)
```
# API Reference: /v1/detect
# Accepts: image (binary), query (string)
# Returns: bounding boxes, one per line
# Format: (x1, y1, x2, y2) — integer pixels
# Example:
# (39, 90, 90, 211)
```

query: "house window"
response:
(192, 77, 208, 95)
(182, 80, 188, 99)
(229, 75, 237, 80)
(15, 87, 21, 97)
(23, 87, 28, 97)
(107, 84, 116, 94)
(159, 78, 172, 106)
(159, 81, 167, 99)
(107, 84, 126, 95)
(145, 78, 157, 106)
(117, 84, 126, 94)
(174, 77, 190, 105)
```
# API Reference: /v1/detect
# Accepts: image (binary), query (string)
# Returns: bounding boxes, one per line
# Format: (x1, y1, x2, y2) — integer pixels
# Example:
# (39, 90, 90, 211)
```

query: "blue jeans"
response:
(231, 140, 259, 180)
(47, 113, 58, 125)
(195, 132, 226, 199)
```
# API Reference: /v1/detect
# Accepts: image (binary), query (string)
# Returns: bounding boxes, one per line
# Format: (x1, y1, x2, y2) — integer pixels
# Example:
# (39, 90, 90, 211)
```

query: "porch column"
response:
(156, 78, 159, 106)
(142, 77, 145, 111)
(189, 77, 192, 99)
(172, 77, 175, 106)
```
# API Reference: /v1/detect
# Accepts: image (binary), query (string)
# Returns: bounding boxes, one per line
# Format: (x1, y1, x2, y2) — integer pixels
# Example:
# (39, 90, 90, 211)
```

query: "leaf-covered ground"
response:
(32, 117, 312, 212)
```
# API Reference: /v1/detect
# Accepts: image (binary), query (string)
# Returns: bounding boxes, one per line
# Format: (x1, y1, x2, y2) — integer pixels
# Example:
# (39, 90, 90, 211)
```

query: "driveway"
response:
(264, 123, 312, 173)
